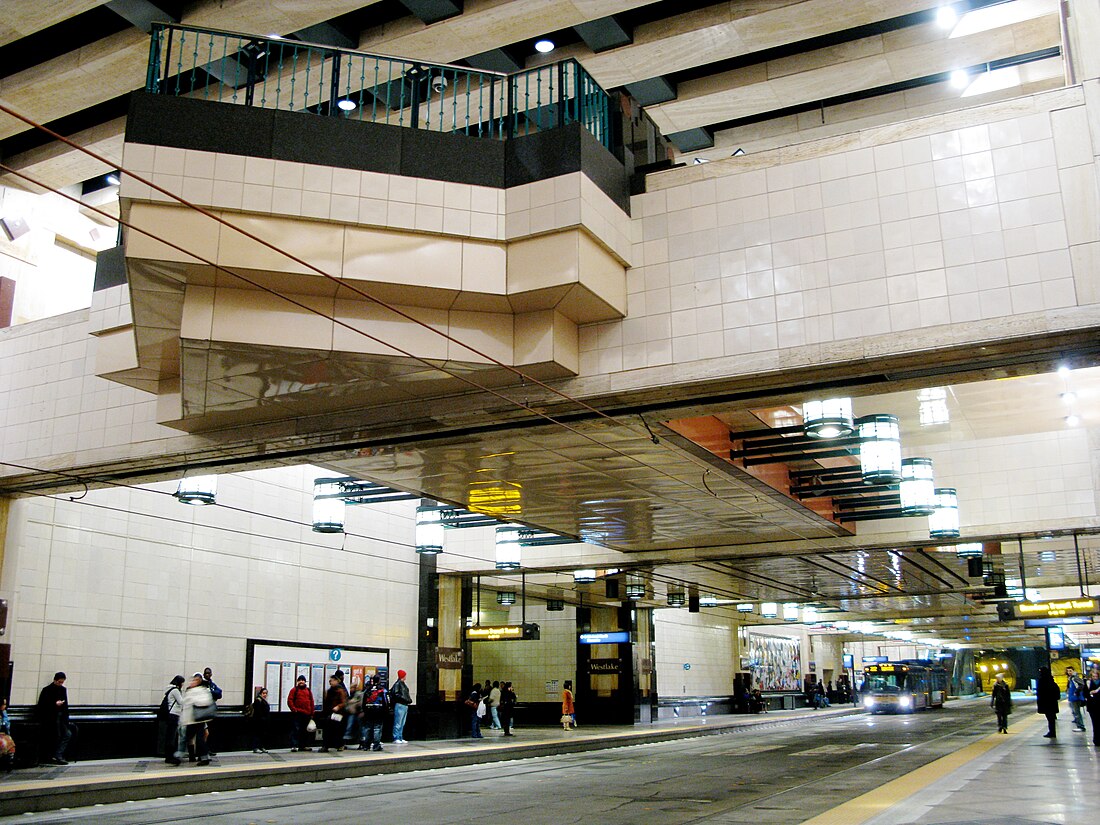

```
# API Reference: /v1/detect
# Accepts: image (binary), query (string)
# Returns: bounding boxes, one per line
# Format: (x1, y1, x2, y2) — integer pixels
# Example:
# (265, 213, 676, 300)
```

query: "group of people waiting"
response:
(465, 679, 518, 737)
(155, 666, 413, 764)
(990, 664, 1100, 741)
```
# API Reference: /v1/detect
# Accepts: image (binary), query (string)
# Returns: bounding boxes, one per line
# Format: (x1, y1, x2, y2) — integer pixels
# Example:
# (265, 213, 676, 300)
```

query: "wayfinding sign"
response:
(1012, 598, 1099, 621)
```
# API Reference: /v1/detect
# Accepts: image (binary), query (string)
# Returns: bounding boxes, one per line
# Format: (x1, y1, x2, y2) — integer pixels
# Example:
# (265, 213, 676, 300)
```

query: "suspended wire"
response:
(0, 101, 909, 557)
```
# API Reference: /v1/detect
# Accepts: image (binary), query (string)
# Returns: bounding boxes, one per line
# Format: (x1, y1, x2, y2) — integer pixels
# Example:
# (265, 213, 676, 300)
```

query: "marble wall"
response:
(2, 464, 420, 707)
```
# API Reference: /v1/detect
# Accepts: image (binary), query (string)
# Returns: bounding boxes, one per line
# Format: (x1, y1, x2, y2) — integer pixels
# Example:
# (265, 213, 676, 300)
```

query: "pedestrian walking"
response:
(158, 675, 185, 764)
(36, 672, 74, 765)
(389, 669, 412, 743)
(561, 680, 575, 730)
(177, 673, 214, 766)
(990, 672, 1012, 733)
(249, 686, 271, 753)
(488, 681, 502, 729)
(1066, 666, 1087, 732)
(1036, 666, 1060, 739)
(287, 675, 315, 752)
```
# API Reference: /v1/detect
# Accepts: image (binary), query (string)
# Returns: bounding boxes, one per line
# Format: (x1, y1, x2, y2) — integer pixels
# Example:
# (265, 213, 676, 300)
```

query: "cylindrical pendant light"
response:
(802, 398, 854, 439)
(625, 573, 646, 600)
(497, 591, 516, 606)
(573, 569, 597, 583)
(174, 474, 217, 505)
(954, 542, 983, 558)
(929, 487, 960, 539)
(858, 414, 902, 484)
(311, 479, 345, 533)
(782, 603, 799, 621)
(737, 603, 754, 613)
(761, 602, 778, 618)
(667, 588, 686, 607)
(699, 594, 718, 607)
(900, 457, 936, 515)
(415, 506, 445, 554)
(494, 525, 522, 570)
(546, 586, 565, 611)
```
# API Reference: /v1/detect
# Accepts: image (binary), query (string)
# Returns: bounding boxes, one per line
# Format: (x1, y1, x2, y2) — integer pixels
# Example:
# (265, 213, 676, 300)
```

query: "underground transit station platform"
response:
(1, 0, 1100, 822)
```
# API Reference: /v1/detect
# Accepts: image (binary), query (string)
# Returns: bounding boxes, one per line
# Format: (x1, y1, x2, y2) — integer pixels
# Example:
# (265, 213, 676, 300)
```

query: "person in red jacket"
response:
(286, 675, 315, 752)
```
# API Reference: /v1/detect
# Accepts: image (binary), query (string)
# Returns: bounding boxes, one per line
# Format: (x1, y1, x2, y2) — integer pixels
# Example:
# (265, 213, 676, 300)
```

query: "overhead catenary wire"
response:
(0, 100, 864, 558)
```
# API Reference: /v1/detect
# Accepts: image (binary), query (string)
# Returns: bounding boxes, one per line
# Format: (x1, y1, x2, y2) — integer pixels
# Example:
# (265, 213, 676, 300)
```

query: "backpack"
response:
(242, 703, 254, 718)
(157, 689, 171, 719)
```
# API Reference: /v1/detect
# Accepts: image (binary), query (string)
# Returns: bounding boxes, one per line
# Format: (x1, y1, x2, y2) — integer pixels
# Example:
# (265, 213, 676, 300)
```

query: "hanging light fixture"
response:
(573, 569, 597, 583)
(699, 594, 718, 607)
(858, 414, 902, 484)
(929, 487, 960, 539)
(900, 457, 936, 515)
(802, 398, 854, 438)
(415, 505, 445, 554)
(497, 591, 516, 606)
(802, 605, 819, 624)
(667, 588, 686, 607)
(737, 603, 754, 613)
(782, 603, 799, 621)
(761, 602, 778, 618)
(954, 542, 983, 558)
(174, 474, 217, 505)
(311, 478, 345, 533)
(494, 525, 522, 570)
(625, 574, 646, 600)
(546, 586, 565, 612)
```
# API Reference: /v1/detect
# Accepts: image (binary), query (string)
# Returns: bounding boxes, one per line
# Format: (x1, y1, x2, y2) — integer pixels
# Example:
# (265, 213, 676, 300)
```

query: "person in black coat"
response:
(1035, 666, 1060, 739)
(250, 687, 271, 753)
(1085, 666, 1100, 746)
(36, 672, 73, 765)
(990, 673, 1012, 733)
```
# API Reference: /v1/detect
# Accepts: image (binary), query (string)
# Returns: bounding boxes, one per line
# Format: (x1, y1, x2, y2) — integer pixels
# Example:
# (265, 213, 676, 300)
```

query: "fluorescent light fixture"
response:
(761, 602, 778, 618)
(737, 603, 754, 613)
(949, 0, 1058, 39)
(573, 569, 597, 583)
(336, 98, 357, 111)
(415, 507, 444, 554)
(961, 65, 1023, 98)
(699, 594, 719, 607)
(534, 39, 555, 54)
(494, 525, 522, 570)
(312, 479, 345, 533)
(936, 5, 958, 28)
(782, 603, 799, 621)
(950, 69, 970, 89)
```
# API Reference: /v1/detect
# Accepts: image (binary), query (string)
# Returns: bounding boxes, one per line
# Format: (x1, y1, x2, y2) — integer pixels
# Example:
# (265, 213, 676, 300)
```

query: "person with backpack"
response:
(499, 681, 516, 737)
(158, 675, 185, 765)
(248, 686, 271, 753)
(287, 675, 315, 752)
(359, 675, 388, 751)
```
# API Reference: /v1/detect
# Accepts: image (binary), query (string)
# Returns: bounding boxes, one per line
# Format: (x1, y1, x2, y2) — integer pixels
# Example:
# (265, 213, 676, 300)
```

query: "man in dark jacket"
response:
(360, 675, 388, 751)
(1036, 666, 1060, 739)
(389, 669, 412, 744)
(37, 672, 73, 764)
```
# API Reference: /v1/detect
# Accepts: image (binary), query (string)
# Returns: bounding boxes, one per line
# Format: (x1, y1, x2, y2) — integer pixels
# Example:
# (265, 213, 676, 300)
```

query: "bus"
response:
(861, 661, 948, 714)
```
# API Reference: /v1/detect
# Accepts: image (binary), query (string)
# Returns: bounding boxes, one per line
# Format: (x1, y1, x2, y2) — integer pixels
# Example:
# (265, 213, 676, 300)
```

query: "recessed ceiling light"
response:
(1061, 391, 1077, 403)
(1065, 414, 1080, 427)
(105, 173, 121, 186)
(949, 69, 970, 89)
(1058, 364, 1072, 376)
(535, 39, 555, 54)
(936, 5, 958, 29)
(336, 99, 357, 111)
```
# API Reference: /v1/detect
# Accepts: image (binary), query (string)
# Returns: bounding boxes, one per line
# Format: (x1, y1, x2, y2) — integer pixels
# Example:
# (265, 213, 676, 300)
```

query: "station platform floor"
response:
(2, 698, 1096, 823)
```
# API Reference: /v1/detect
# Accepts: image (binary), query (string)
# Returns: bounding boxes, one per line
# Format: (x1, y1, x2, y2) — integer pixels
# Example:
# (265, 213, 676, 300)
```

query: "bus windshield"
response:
(865, 673, 901, 691)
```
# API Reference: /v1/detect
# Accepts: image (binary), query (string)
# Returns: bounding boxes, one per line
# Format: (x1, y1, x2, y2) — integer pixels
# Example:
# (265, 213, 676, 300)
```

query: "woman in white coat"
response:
(176, 673, 214, 766)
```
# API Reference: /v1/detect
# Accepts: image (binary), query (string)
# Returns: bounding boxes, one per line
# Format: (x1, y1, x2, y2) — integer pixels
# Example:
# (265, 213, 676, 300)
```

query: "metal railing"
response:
(146, 24, 613, 150)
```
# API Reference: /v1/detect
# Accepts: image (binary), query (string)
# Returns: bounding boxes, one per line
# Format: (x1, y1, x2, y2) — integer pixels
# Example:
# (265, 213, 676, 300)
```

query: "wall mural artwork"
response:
(747, 633, 802, 691)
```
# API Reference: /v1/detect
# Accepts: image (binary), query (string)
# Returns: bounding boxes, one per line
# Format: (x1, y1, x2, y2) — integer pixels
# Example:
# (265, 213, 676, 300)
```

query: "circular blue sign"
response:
(329, 649, 342, 662)
(683, 663, 691, 670)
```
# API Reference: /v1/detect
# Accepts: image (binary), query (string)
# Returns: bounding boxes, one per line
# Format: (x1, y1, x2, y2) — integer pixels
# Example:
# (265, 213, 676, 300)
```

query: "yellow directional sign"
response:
(1012, 598, 1099, 620)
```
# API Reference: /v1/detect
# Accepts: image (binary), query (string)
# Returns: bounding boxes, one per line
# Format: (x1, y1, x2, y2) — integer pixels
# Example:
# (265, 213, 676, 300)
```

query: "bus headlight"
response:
(899, 696, 911, 708)
(863, 696, 875, 708)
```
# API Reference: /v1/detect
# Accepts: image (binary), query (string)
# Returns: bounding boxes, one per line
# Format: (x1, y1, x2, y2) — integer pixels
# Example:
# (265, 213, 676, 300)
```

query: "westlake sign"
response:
(1012, 598, 1099, 621)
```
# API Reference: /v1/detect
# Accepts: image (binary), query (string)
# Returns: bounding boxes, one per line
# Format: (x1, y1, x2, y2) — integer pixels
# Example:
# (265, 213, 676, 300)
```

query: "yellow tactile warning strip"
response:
(797, 714, 1044, 825)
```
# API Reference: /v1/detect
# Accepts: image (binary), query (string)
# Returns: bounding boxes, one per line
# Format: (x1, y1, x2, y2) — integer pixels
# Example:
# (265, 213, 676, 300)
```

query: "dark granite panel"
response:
(270, 110, 402, 173)
(579, 126, 630, 214)
(399, 127, 506, 187)
(505, 124, 582, 189)
(93, 245, 128, 291)
(126, 92, 275, 157)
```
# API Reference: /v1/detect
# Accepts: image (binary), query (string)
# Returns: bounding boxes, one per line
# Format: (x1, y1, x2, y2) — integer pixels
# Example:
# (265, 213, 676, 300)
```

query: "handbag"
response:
(192, 702, 216, 722)
(306, 718, 317, 733)
(464, 698, 477, 709)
